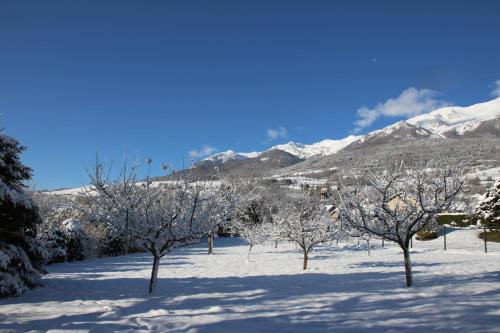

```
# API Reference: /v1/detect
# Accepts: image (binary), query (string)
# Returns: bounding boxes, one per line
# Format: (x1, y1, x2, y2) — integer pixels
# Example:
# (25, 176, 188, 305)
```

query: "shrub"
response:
(61, 219, 85, 261)
(99, 227, 128, 257)
(416, 230, 438, 241)
(38, 226, 67, 264)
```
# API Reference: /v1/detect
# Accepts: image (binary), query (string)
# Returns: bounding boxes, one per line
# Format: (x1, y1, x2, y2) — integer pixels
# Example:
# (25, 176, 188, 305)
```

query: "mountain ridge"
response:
(200, 97, 500, 165)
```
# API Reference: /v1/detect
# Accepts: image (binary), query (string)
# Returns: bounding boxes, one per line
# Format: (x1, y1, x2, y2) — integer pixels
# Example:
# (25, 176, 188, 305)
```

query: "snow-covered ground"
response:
(1, 229, 500, 333)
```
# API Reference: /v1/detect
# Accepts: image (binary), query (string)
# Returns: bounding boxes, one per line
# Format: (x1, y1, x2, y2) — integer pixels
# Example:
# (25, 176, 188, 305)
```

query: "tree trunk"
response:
(303, 250, 308, 270)
(367, 239, 371, 256)
(247, 244, 253, 261)
(381, 239, 384, 248)
(208, 233, 214, 255)
(149, 255, 160, 294)
(402, 247, 413, 287)
(275, 240, 278, 248)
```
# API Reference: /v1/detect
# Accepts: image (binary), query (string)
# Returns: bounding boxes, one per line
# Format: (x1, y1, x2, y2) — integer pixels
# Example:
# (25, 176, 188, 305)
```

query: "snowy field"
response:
(1, 229, 500, 333)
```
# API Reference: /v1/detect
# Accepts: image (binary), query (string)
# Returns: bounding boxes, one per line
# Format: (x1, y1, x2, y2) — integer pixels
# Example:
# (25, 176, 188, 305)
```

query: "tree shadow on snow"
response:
(2, 269, 500, 332)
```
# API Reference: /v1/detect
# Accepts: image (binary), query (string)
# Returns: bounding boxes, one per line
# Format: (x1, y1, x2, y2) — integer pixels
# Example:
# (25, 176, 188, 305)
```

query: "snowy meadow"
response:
(1, 230, 500, 333)
(1, 131, 500, 333)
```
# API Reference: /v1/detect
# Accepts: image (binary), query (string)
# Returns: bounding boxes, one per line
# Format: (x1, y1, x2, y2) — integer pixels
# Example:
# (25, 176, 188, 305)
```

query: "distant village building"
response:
(386, 194, 418, 211)
(320, 187, 329, 200)
(325, 204, 339, 223)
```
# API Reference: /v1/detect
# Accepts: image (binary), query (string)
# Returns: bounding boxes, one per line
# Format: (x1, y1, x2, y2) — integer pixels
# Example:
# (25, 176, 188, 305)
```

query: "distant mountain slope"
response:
(274, 136, 500, 191)
(154, 149, 304, 181)
(201, 135, 362, 165)
(347, 98, 500, 149)
(201, 98, 500, 167)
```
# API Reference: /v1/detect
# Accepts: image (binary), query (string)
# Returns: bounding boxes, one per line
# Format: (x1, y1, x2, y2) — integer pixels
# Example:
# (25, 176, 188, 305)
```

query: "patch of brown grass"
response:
(478, 230, 500, 243)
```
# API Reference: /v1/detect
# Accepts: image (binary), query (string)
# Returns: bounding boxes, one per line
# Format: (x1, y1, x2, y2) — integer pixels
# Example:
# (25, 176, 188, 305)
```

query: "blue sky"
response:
(1, 0, 499, 189)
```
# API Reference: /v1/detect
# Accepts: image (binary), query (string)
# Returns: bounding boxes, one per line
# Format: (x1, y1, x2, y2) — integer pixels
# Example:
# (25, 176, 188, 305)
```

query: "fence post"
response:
(484, 225, 488, 254)
(443, 225, 447, 251)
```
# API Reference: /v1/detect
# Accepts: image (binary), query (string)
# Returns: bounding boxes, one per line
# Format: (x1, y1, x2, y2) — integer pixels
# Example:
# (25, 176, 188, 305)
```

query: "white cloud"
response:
(490, 80, 500, 98)
(352, 87, 451, 133)
(189, 145, 217, 159)
(265, 126, 287, 142)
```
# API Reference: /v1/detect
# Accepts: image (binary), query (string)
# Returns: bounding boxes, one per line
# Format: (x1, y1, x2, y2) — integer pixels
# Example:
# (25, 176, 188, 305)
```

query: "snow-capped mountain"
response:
(201, 135, 362, 164)
(202, 150, 259, 164)
(199, 98, 500, 167)
(406, 97, 500, 137)
(269, 135, 362, 159)
(355, 97, 500, 146)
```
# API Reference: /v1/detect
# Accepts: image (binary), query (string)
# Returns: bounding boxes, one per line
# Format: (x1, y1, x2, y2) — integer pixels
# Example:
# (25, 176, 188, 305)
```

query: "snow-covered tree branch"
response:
(336, 161, 463, 286)
(271, 191, 342, 270)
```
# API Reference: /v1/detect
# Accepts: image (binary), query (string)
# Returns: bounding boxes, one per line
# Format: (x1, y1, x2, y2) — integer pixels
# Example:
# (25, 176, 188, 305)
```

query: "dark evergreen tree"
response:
(0, 132, 45, 297)
(475, 177, 500, 229)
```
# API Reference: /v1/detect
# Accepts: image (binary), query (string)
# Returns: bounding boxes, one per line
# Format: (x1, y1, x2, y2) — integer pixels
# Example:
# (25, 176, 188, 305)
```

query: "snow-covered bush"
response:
(0, 132, 45, 297)
(61, 218, 85, 261)
(38, 225, 67, 264)
(34, 193, 96, 262)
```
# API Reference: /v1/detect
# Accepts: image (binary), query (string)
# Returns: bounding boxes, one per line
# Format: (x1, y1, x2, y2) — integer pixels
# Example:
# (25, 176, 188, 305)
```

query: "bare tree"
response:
(82, 156, 145, 255)
(135, 175, 209, 293)
(336, 161, 463, 287)
(235, 202, 271, 261)
(214, 172, 268, 260)
(271, 191, 341, 270)
(85, 157, 211, 293)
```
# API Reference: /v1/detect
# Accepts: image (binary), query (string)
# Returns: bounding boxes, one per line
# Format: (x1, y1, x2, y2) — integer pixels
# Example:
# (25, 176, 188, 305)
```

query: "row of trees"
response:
(82, 160, 347, 292)
(83, 158, 467, 290)
(5, 128, 498, 296)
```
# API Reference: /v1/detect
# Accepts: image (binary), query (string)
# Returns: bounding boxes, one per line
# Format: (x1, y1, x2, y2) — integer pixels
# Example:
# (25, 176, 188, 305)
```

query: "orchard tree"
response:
(134, 172, 210, 293)
(0, 131, 45, 296)
(272, 191, 341, 270)
(208, 171, 267, 259)
(199, 179, 237, 255)
(336, 161, 462, 287)
(234, 199, 272, 260)
(87, 158, 212, 293)
(82, 156, 145, 255)
(222, 174, 269, 260)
